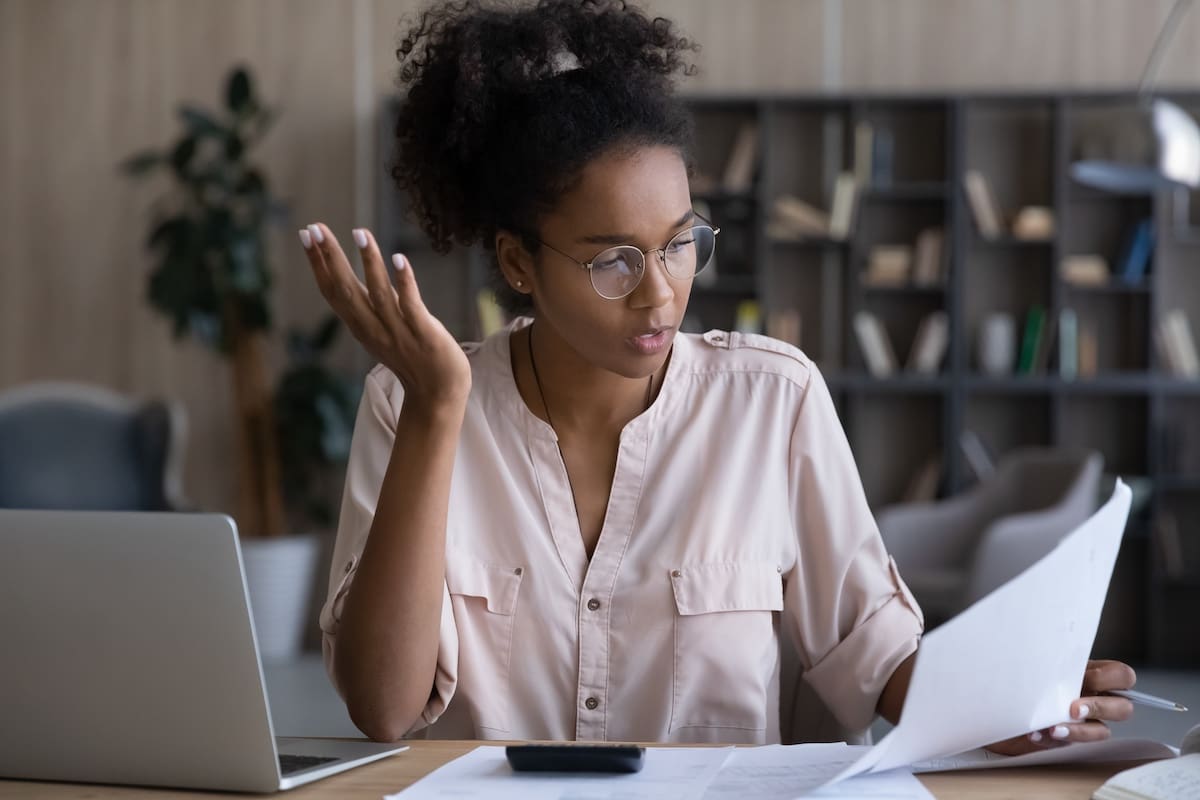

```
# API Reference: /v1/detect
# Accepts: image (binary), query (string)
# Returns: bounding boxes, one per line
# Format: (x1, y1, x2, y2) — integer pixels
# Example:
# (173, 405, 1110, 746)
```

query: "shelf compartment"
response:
(845, 393, 945, 509)
(1059, 394, 1149, 475)
(964, 394, 1053, 458)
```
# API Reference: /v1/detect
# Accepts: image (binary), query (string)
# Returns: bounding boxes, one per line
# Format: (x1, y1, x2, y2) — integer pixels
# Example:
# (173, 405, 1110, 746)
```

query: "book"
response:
(1016, 306, 1046, 374)
(721, 121, 759, 193)
(476, 289, 505, 338)
(1059, 308, 1078, 380)
(1116, 218, 1155, 286)
(959, 429, 995, 479)
(735, 300, 762, 334)
(1092, 752, 1200, 800)
(853, 121, 874, 186)
(828, 172, 859, 240)
(963, 169, 1003, 238)
(902, 453, 942, 503)
(1078, 323, 1099, 378)
(1155, 510, 1185, 580)
(864, 245, 913, 286)
(912, 227, 944, 285)
(766, 309, 802, 348)
(1032, 310, 1057, 374)
(769, 195, 830, 238)
(1061, 254, 1111, 287)
(872, 128, 895, 187)
(853, 311, 897, 377)
(1164, 309, 1200, 378)
(906, 311, 949, 374)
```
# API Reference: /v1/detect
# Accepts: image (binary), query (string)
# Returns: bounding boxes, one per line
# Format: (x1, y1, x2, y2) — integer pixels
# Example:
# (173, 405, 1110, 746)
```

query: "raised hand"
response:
(299, 224, 471, 410)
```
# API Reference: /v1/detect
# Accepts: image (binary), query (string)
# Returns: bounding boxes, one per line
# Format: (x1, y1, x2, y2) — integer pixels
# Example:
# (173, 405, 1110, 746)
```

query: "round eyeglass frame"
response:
(533, 211, 721, 300)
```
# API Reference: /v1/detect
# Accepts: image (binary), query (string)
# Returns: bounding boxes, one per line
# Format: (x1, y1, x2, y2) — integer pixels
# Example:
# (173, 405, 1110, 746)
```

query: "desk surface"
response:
(0, 739, 1135, 799)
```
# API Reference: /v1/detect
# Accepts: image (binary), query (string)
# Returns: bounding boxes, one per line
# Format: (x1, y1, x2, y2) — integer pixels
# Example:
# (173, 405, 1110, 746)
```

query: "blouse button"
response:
(587, 598, 601, 611)
(584, 696, 599, 710)
(671, 569, 682, 578)
(513, 567, 523, 576)
(343, 560, 354, 574)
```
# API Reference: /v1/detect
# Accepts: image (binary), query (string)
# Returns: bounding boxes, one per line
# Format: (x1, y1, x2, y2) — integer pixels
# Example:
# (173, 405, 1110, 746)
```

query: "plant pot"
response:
(240, 533, 321, 662)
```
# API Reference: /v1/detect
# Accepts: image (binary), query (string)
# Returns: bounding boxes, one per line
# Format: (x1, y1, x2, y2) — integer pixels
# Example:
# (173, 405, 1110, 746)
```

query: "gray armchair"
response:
(0, 382, 188, 511)
(877, 447, 1104, 626)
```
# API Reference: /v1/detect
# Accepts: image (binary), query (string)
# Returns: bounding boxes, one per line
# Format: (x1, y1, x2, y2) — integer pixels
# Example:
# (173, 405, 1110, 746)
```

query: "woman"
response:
(299, 0, 1135, 747)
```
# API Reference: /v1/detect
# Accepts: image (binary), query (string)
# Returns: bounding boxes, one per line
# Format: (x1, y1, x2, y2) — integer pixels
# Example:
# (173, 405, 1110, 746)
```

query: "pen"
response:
(1107, 689, 1189, 712)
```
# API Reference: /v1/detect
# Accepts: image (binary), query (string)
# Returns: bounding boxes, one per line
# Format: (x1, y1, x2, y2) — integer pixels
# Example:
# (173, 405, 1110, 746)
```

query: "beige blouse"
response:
(320, 318, 923, 744)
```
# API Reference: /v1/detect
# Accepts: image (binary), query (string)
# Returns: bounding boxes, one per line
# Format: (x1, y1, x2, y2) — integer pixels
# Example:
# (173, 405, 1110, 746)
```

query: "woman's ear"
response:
(495, 230, 534, 295)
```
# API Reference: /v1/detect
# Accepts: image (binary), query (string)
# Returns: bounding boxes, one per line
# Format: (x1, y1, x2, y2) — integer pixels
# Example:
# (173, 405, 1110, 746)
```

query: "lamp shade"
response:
(1071, 99, 1200, 193)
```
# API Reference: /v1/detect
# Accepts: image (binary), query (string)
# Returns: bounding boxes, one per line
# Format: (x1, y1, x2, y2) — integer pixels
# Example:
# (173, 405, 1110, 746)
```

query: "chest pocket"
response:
(445, 554, 524, 733)
(669, 561, 784, 732)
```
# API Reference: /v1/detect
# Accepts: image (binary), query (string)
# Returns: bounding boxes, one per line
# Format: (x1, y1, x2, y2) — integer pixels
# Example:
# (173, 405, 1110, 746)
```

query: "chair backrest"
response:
(0, 382, 187, 511)
(962, 447, 1104, 605)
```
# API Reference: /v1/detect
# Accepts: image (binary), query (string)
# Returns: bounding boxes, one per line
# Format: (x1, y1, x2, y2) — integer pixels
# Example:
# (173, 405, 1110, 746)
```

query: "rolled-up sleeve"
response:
(318, 366, 458, 733)
(784, 365, 924, 732)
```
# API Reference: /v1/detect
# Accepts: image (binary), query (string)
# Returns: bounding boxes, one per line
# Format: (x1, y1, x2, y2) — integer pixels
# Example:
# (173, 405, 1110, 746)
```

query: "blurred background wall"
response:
(4, 0, 1200, 517)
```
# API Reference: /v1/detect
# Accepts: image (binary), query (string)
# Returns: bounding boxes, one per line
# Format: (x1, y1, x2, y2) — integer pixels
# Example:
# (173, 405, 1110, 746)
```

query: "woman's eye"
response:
(668, 237, 695, 252)
(593, 257, 624, 272)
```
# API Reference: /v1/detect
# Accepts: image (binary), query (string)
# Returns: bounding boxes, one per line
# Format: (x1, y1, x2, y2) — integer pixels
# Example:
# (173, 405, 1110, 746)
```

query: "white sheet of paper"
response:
(699, 744, 933, 800)
(384, 745, 733, 800)
(912, 737, 1178, 772)
(830, 479, 1132, 784)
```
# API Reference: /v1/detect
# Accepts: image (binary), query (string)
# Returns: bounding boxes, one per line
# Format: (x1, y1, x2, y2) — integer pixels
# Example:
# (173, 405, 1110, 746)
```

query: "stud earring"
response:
(516, 280, 524, 288)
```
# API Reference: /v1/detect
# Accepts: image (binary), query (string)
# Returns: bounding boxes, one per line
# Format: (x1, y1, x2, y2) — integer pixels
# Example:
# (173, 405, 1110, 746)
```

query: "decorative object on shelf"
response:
(766, 309, 802, 348)
(963, 169, 1004, 238)
(1011, 206, 1055, 240)
(1061, 254, 1112, 287)
(853, 311, 897, 377)
(122, 66, 357, 660)
(906, 311, 949, 375)
(977, 312, 1018, 376)
(1071, 0, 1200, 198)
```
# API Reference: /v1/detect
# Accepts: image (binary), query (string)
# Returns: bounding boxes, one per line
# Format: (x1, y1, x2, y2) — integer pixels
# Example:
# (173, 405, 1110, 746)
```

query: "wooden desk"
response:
(0, 740, 1136, 798)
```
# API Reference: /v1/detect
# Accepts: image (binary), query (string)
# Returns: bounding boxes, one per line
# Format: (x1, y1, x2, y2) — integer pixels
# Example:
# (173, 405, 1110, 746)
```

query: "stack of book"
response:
(767, 173, 859, 241)
(861, 227, 944, 287)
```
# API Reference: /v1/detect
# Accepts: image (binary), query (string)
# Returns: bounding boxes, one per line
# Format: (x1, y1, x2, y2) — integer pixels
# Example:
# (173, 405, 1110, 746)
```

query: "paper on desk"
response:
(912, 737, 1179, 772)
(384, 745, 733, 800)
(829, 479, 1132, 785)
(700, 744, 933, 800)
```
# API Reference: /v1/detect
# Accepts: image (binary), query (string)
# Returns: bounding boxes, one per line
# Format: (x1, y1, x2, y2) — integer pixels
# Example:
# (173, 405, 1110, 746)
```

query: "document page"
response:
(700, 744, 932, 800)
(829, 480, 1132, 785)
(384, 745, 733, 799)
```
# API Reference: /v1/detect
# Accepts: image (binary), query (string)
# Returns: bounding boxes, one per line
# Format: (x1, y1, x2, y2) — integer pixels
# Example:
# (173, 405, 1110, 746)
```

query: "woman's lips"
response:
(627, 327, 673, 356)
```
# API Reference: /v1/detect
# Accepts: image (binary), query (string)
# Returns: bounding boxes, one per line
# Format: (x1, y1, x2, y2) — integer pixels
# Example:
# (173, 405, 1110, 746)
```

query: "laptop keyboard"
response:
(279, 753, 340, 775)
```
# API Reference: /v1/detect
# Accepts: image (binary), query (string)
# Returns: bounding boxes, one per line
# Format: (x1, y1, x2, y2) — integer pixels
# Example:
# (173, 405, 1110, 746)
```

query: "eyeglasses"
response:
(534, 212, 720, 300)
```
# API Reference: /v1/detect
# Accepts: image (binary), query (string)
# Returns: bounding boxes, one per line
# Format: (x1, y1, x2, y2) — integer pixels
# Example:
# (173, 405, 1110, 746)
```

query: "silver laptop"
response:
(0, 509, 406, 792)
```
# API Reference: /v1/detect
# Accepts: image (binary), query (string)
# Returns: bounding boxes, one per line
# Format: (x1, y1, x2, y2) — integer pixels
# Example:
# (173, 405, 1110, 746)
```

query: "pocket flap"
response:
(670, 561, 784, 616)
(446, 554, 524, 615)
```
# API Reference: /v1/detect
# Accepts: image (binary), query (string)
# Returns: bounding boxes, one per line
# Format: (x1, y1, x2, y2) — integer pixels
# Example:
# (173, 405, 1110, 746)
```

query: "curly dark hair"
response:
(390, 0, 699, 314)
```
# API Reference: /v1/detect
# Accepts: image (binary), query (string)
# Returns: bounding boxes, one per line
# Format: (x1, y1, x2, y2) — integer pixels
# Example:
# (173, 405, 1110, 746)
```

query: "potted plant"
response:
(122, 66, 358, 660)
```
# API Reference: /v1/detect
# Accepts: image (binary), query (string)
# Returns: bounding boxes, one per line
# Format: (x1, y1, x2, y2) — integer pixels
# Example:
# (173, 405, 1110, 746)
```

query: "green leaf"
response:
(178, 105, 226, 138)
(226, 67, 253, 115)
(170, 137, 197, 176)
(120, 150, 162, 176)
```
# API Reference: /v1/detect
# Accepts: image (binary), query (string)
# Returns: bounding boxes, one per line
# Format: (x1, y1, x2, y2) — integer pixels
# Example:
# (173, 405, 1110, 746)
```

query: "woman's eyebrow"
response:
(576, 208, 695, 245)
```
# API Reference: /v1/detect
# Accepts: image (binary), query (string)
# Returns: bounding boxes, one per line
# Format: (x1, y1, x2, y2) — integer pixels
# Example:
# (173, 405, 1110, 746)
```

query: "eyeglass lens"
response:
(589, 225, 717, 299)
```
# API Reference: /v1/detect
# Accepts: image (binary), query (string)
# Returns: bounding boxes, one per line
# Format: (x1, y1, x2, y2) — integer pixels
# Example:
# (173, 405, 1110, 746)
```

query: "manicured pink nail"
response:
(1074, 704, 1090, 720)
(1051, 725, 1070, 740)
(298, 229, 312, 249)
(353, 228, 368, 249)
(1030, 731, 1043, 742)
(307, 224, 325, 244)
(391, 253, 406, 272)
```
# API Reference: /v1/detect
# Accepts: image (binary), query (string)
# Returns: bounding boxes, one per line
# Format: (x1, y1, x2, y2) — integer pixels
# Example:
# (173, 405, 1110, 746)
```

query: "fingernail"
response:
(1030, 731, 1043, 742)
(1051, 725, 1070, 740)
(298, 229, 312, 249)
(1074, 704, 1090, 720)
(307, 224, 325, 244)
(391, 253, 406, 272)
(353, 228, 368, 249)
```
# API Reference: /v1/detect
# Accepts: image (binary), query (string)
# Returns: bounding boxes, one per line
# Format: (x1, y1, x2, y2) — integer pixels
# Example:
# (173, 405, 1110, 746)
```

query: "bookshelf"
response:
(377, 92, 1200, 667)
